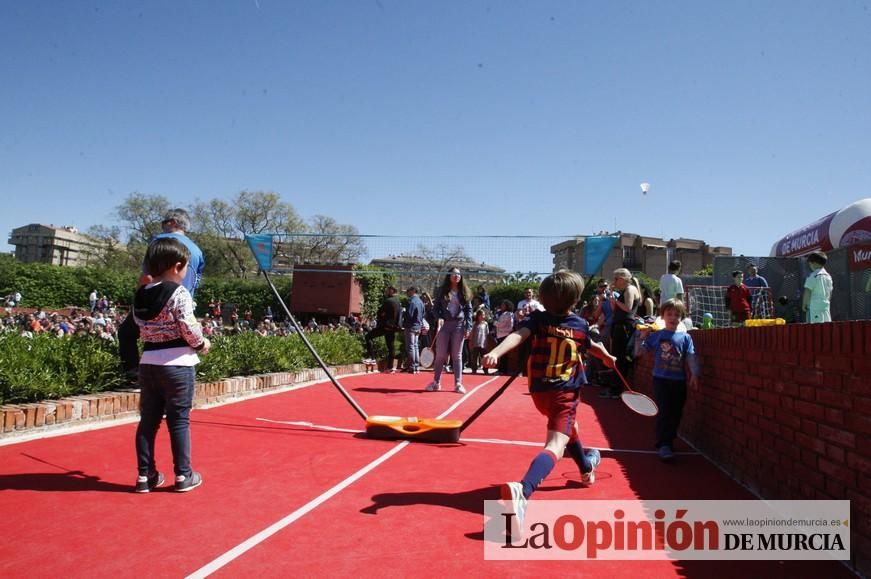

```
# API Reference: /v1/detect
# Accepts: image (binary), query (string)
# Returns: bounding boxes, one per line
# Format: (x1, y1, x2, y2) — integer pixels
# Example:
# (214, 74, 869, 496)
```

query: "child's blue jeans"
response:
(135, 364, 196, 477)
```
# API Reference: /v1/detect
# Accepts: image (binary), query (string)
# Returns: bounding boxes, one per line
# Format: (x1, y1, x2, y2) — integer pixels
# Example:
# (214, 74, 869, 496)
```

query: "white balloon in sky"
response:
(640, 182, 651, 195)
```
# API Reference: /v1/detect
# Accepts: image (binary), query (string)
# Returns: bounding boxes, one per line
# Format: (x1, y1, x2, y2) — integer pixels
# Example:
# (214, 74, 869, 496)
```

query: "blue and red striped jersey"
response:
(519, 310, 593, 392)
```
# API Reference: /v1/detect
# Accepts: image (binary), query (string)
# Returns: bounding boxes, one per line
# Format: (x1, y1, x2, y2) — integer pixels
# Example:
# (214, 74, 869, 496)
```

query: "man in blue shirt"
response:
(744, 264, 770, 318)
(744, 264, 768, 288)
(119, 209, 205, 383)
(403, 286, 425, 373)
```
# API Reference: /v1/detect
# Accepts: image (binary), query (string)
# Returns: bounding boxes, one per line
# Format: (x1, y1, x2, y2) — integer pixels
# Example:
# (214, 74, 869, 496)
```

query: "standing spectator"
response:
(659, 260, 684, 305)
(493, 299, 516, 375)
(516, 288, 544, 322)
(603, 268, 640, 399)
(403, 286, 425, 374)
(425, 267, 473, 393)
(516, 287, 544, 376)
(802, 251, 833, 323)
(419, 292, 436, 349)
(364, 286, 402, 373)
(725, 270, 752, 323)
(744, 263, 770, 317)
(13, 291, 22, 307)
(132, 237, 210, 493)
(774, 296, 797, 323)
(468, 309, 490, 375)
(89, 289, 98, 313)
(594, 280, 614, 348)
(640, 286, 656, 318)
(744, 264, 768, 288)
(118, 208, 205, 384)
(475, 285, 491, 312)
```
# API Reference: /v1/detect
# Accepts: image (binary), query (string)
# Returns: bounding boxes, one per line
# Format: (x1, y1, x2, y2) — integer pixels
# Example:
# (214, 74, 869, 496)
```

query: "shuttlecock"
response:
(640, 182, 650, 195)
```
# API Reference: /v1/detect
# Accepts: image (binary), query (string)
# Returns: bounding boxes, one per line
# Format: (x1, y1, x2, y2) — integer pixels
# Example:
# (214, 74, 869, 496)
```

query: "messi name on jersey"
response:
(524, 312, 592, 391)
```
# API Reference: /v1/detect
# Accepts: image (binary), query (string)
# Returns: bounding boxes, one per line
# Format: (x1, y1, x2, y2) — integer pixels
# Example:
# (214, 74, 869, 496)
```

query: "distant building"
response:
(9, 224, 104, 266)
(551, 232, 731, 279)
(368, 254, 506, 294)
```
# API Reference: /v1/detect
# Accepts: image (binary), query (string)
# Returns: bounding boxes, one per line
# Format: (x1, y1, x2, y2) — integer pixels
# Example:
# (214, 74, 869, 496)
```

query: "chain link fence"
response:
(713, 249, 871, 322)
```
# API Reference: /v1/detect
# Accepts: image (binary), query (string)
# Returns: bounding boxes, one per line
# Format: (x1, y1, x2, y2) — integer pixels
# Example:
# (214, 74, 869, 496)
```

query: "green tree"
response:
(85, 224, 138, 272)
(115, 192, 172, 245)
(192, 191, 306, 278)
(353, 265, 396, 320)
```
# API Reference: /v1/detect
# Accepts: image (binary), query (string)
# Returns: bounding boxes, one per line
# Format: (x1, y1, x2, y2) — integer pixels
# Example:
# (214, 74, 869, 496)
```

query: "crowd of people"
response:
(1, 306, 120, 340)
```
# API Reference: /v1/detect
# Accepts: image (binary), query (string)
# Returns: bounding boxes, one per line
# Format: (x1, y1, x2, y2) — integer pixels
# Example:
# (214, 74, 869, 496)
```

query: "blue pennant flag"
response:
(584, 236, 619, 276)
(246, 234, 274, 272)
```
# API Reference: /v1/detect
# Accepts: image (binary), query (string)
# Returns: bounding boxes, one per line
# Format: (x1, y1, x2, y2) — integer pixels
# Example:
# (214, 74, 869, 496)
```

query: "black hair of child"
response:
(807, 251, 827, 266)
(144, 237, 191, 276)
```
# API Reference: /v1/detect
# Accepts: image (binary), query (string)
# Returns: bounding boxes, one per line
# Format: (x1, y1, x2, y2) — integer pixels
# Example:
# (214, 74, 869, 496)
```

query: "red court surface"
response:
(0, 372, 853, 578)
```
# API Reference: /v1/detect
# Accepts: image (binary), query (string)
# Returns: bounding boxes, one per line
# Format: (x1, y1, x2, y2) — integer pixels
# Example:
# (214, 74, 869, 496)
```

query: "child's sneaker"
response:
(134, 471, 164, 493)
(500, 481, 528, 538)
(658, 446, 674, 462)
(454, 383, 466, 394)
(175, 471, 203, 492)
(425, 382, 441, 392)
(581, 449, 601, 484)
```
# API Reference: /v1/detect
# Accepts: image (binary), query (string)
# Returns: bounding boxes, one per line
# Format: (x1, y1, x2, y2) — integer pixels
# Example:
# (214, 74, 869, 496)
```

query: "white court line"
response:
(185, 441, 409, 579)
(255, 418, 362, 434)
(187, 374, 502, 577)
(253, 419, 698, 456)
(459, 437, 699, 455)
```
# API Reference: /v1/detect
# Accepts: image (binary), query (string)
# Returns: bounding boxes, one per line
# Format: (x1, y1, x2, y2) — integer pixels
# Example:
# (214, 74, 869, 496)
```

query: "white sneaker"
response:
(454, 383, 466, 394)
(500, 481, 527, 538)
(425, 382, 441, 392)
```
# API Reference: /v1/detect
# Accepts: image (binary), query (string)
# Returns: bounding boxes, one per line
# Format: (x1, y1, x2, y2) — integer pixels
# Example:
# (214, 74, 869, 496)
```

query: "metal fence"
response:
(713, 249, 871, 322)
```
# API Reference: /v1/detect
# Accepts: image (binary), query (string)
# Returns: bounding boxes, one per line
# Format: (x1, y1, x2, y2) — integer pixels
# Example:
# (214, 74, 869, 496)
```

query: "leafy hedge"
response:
(0, 334, 125, 403)
(197, 330, 364, 382)
(0, 330, 364, 405)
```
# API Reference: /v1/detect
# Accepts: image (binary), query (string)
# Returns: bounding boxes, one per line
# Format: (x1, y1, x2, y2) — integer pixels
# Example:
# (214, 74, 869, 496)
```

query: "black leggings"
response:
(608, 322, 634, 395)
(365, 327, 398, 360)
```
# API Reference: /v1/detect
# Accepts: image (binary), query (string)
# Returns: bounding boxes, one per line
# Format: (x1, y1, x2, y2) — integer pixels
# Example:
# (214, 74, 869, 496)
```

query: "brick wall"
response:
(634, 321, 871, 576)
(0, 364, 367, 439)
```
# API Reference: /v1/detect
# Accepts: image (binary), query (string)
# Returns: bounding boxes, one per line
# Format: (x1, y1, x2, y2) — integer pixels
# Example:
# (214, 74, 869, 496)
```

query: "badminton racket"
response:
(419, 347, 434, 368)
(612, 366, 658, 417)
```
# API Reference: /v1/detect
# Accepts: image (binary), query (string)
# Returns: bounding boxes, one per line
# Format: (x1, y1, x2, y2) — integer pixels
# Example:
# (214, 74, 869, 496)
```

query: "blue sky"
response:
(2, 1, 870, 264)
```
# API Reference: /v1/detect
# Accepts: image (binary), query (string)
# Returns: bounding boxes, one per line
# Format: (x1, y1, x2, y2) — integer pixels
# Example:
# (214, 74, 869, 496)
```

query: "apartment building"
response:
(551, 232, 732, 278)
(9, 224, 103, 266)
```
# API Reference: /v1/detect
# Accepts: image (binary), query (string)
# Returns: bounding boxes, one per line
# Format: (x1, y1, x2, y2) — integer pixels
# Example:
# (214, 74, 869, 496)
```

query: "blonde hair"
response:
(613, 268, 640, 290)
